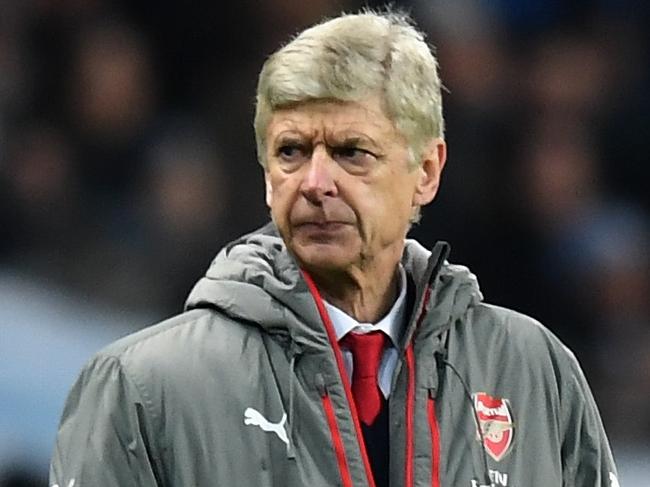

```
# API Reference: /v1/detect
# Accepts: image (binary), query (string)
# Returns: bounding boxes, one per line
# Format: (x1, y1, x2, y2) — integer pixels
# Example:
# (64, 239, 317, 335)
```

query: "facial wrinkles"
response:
(267, 98, 413, 266)
(272, 129, 382, 157)
(269, 118, 379, 227)
(269, 100, 389, 144)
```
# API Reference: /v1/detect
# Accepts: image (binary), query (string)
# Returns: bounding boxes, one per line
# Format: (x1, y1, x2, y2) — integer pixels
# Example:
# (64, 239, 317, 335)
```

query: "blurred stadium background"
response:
(0, 0, 648, 485)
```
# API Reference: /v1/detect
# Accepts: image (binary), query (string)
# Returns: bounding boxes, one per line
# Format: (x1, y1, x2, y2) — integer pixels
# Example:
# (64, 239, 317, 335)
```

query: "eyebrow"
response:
(327, 133, 380, 149)
(272, 133, 309, 148)
(270, 129, 382, 150)
(336, 136, 362, 146)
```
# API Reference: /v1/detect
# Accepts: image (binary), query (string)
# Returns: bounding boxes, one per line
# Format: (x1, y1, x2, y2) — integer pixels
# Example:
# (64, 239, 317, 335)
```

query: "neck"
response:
(308, 254, 402, 323)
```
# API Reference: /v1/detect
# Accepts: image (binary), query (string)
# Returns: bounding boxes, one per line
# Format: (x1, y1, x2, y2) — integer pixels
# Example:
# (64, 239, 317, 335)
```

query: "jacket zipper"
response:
(428, 390, 441, 487)
(303, 271, 377, 487)
(320, 388, 354, 487)
(404, 282, 436, 487)
(405, 344, 416, 487)
(403, 242, 448, 484)
(407, 348, 442, 487)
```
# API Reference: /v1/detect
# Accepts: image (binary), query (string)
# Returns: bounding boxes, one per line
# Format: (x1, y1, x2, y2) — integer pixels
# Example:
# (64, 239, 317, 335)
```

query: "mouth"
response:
(293, 221, 352, 237)
(295, 221, 348, 228)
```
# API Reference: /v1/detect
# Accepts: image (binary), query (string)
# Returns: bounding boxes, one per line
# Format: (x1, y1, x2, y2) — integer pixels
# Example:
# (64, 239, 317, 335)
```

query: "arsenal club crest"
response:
(473, 392, 515, 462)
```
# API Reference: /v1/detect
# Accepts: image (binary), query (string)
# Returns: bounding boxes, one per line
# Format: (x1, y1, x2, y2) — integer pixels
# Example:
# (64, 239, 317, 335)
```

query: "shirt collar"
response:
(323, 265, 407, 348)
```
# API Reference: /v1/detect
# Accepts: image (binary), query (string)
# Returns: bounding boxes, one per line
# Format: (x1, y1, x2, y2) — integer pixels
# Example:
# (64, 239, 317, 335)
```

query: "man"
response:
(50, 10, 618, 487)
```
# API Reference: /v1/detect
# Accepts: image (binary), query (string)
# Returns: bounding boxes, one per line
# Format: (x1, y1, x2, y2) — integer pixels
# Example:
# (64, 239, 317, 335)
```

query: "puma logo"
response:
(243, 407, 289, 446)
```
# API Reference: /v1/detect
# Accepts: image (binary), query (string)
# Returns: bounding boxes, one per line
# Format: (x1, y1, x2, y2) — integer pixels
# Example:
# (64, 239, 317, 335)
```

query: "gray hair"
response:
(254, 9, 444, 168)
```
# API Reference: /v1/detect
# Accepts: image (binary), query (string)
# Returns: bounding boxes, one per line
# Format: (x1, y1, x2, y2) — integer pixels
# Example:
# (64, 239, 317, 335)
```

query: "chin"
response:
(291, 243, 356, 273)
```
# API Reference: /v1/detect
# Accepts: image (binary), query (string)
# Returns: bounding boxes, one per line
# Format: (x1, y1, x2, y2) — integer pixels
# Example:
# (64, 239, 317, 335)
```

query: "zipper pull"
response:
(285, 339, 302, 461)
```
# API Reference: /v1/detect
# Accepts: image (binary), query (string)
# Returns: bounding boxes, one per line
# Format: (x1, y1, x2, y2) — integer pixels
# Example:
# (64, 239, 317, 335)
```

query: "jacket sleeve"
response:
(50, 354, 161, 487)
(560, 350, 619, 487)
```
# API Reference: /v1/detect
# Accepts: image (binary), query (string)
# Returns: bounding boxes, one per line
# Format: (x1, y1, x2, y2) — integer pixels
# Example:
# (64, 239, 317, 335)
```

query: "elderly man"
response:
(50, 10, 617, 487)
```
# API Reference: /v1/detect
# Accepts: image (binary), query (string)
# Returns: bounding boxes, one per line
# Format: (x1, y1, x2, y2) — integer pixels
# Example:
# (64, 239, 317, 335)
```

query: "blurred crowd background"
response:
(0, 0, 648, 485)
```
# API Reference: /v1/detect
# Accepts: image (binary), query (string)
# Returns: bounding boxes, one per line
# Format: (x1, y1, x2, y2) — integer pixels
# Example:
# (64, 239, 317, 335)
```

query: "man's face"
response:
(264, 94, 445, 275)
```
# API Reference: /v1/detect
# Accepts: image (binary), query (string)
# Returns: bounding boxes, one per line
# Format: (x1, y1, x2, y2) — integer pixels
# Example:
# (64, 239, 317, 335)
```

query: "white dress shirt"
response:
(324, 266, 407, 399)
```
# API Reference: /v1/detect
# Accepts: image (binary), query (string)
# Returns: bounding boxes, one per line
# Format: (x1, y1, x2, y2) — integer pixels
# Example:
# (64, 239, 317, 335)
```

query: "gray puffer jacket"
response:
(50, 226, 618, 487)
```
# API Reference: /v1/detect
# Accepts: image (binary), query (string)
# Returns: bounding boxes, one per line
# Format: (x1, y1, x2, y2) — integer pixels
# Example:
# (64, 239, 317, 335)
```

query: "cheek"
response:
(267, 177, 295, 221)
(368, 178, 416, 230)
(376, 171, 413, 204)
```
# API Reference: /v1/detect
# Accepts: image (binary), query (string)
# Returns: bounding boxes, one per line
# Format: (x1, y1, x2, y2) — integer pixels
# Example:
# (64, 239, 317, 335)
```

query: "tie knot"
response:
(340, 331, 388, 379)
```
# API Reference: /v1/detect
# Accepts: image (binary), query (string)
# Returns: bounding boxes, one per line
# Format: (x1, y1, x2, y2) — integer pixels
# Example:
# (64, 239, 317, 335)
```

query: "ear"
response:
(412, 138, 447, 207)
(264, 171, 273, 208)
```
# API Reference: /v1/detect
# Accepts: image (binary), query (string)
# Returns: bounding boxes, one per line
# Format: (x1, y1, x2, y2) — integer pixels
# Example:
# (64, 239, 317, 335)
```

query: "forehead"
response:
(266, 95, 397, 139)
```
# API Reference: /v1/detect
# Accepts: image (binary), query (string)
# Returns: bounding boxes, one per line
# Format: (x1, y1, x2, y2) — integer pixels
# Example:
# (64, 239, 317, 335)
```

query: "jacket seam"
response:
(95, 355, 161, 431)
(87, 354, 165, 482)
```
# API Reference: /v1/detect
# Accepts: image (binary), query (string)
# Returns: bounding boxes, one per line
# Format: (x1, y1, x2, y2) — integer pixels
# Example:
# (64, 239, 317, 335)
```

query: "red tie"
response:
(340, 331, 388, 426)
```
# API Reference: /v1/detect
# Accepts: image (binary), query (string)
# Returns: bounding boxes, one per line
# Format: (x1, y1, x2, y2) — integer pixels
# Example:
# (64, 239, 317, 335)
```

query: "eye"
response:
(332, 146, 378, 173)
(275, 143, 310, 170)
(336, 147, 363, 159)
(278, 145, 301, 159)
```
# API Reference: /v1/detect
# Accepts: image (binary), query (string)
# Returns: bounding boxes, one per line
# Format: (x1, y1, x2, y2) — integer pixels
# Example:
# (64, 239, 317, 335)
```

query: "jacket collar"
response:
(185, 222, 482, 353)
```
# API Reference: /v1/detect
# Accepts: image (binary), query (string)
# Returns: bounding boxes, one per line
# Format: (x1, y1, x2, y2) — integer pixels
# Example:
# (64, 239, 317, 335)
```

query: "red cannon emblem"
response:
(473, 392, 515, 462)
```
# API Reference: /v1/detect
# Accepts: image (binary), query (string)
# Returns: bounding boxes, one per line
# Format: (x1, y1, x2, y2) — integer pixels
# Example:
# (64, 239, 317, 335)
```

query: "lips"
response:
(291, 212, 354, 227)
(290, 205, 356, 233)
(294, 220, 348, 227)
(291, 219, 353, 241)
(293, 221, 351, 233)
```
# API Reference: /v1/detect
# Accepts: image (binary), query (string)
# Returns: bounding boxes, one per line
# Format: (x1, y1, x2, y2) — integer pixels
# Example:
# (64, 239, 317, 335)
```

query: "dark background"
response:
(1, 0, 648, 485)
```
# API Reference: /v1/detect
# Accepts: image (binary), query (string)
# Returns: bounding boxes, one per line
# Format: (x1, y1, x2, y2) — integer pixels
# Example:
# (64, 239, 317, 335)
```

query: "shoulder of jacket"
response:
(67, 308, 271, 429)
(468, 302, 578, 365)
(90, 308, 267, 378)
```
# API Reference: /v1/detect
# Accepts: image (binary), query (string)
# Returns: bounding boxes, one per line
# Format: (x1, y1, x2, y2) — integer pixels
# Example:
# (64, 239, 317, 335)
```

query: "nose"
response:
(300, 145, 338, 205)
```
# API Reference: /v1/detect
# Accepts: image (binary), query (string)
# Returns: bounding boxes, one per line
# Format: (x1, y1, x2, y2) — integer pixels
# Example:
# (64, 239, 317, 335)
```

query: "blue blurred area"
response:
(0, 0, 648, 485)
(0, 271, 154, 480)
